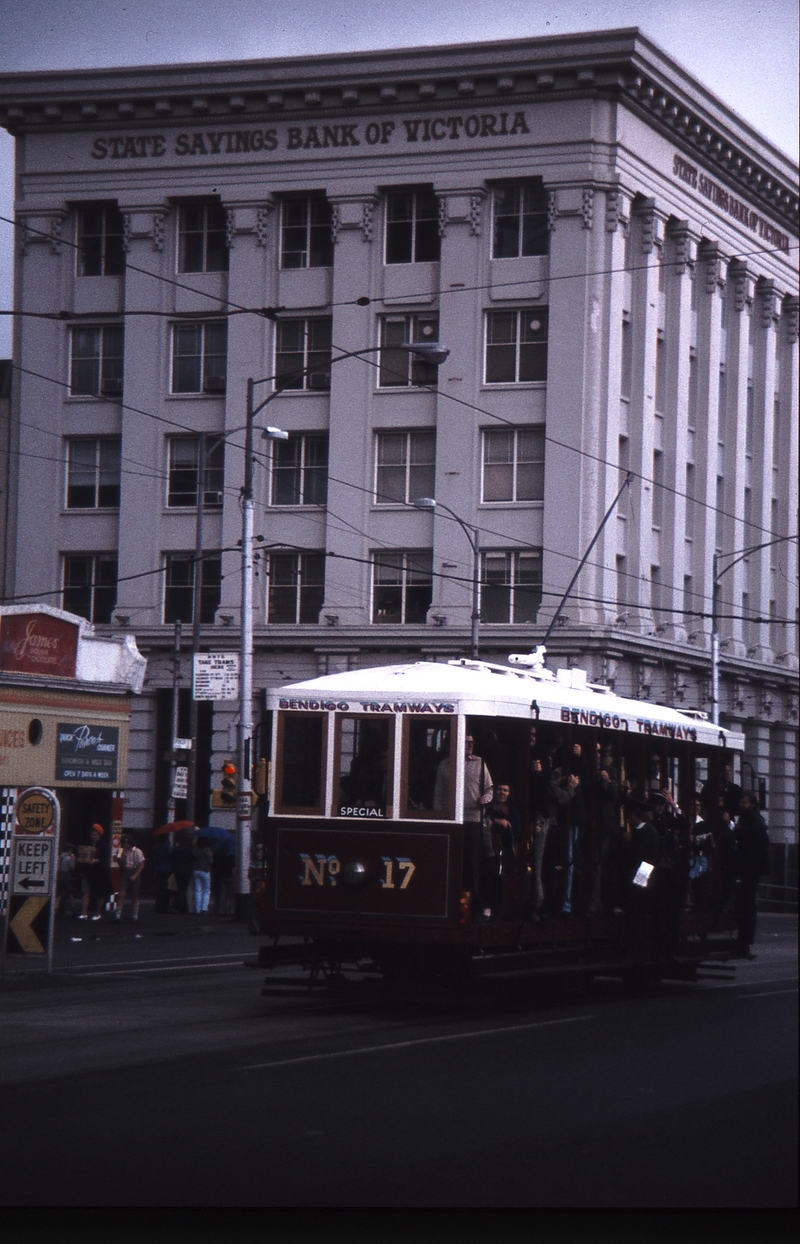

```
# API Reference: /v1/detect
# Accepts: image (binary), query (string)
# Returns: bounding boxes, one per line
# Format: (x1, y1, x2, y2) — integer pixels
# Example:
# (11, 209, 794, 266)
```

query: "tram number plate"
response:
(274, 824, 452, 919)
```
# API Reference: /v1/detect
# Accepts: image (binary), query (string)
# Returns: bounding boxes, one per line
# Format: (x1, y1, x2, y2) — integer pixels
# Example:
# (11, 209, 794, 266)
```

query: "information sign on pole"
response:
(171, 766, 189, 800)
(193, 653, 240, 701)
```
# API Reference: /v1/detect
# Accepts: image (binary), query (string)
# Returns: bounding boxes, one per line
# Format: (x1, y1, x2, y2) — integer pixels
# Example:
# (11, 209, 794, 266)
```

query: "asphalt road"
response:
(0, 913, 796, 1208)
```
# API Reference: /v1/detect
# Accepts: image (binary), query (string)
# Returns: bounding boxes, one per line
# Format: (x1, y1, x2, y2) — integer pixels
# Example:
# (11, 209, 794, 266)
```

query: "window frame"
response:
(65, 437, 121, 510)
(163, 551, 222, 624)
(177, 201, 229, 274)
(480, 549, 543, 624)
(279, 196, 333, 269)
(491, 182, 548, 260)
(266, 550, 325, 625)
(372, 550, 433, 625)
(399, 715, 455, 821)
(69, 324, 124, 398)
(384, 190, 440, 265)
(76, 204, 125, 277)
(170, 321, 228, 395)
(378, 314, 440, 388)
(484, 307, 549, 385)
(274, 318, 332, 392)
(481, 426, 545, 504)
(269, 434, 329, 507)
(166, 437, 225, 509)
(375, 429, 436, 505)
(62, 553, 118, 624)
(334, 713, 396, 820)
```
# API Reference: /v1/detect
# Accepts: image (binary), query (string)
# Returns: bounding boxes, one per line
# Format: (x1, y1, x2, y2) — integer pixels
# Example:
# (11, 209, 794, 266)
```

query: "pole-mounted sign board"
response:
(2, 787, 60, 970)
(193, 653, 239, 701)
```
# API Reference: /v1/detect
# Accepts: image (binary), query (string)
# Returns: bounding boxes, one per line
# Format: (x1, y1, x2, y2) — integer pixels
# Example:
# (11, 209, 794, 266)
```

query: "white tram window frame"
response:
(333, 714, 396, 820)
(399, 714, 458, 821)
(274, 712, 329, 816)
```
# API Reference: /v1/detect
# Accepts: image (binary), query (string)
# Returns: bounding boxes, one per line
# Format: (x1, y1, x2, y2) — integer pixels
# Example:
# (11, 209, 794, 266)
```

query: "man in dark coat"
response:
(732, 791, 770, 959)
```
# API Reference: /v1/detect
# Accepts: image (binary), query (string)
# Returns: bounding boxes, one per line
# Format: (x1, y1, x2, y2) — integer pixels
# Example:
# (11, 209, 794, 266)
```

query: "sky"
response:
(0, 0, 797, 354)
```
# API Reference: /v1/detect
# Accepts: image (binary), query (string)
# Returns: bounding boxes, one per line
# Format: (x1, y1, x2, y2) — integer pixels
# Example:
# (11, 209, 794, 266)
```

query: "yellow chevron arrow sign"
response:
(8, 896, 49, 954)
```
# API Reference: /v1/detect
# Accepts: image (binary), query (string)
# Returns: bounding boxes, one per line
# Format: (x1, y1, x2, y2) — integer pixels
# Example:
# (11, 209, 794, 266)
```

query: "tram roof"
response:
(269, 658, 743, 751)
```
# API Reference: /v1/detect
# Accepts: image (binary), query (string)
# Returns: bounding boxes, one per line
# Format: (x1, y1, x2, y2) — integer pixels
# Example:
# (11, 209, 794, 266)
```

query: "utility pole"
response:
(166, 619, 182, 821)
(185, 435, 205, 822)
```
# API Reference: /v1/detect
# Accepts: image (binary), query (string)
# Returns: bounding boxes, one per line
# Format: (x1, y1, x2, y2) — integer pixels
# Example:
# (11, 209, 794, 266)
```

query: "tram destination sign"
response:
(55, 723, 120, 782)
(193, 653, 239, 701)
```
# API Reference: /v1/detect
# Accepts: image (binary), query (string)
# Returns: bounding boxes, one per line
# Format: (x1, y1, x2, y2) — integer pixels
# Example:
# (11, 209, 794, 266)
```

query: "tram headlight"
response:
(343, 860, 369, 886)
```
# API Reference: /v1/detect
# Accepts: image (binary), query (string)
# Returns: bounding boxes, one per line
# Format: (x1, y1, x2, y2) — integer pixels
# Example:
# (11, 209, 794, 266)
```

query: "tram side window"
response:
(401, 718, 454, 819)
(336, 716, 394, 819)
(276, 714, 326, 814)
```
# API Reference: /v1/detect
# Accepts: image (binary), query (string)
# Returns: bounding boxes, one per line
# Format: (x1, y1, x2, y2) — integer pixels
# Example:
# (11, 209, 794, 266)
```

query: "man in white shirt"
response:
(435, 732, 493, 918)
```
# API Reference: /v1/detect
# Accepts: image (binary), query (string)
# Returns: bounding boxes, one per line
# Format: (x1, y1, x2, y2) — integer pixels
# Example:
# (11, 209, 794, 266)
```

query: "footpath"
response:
(1, 896, 264, 984)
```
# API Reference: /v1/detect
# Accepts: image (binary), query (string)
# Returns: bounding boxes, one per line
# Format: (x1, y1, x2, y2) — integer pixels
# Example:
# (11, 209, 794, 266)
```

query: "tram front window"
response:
(401, 718, 453, 819)
(336, 716, 393, 819)
(276, 714, 326, 814)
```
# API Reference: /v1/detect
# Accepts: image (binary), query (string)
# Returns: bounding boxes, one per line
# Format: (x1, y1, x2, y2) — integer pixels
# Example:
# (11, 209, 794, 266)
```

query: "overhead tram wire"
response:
(0, 212, 792, 543)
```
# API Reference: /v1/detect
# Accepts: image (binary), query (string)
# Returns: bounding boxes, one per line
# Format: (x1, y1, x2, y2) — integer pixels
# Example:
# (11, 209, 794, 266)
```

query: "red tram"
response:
(254, 651, 743, 985)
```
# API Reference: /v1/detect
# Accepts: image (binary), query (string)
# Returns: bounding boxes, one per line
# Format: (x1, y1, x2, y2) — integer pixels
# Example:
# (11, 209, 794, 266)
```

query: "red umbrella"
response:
(154, 819, 196, 837)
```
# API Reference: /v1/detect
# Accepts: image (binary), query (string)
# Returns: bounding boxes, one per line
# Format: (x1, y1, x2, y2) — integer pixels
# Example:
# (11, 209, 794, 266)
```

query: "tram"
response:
(254, 649, 743, 985)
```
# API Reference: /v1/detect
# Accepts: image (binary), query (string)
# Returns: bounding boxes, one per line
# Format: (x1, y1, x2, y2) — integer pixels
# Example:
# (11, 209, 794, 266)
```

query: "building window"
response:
(379, 314, 439, 387)
(271, 434, 328, 506)
(164, 553, 222, 624)
(385, 191, 440, 264)
(372, 551, 432, 624)
(480, 550, 542, 623)
(275, 318, 332, 391)
(167, 438, 225, 507)
(482, 427, 544, 502)
(70, 325, 124, 397)
(267, 552, 325, 623)
(280, 197, 333, 269)
(485, 309, 548, 383)
(491, 183, 547, 258)
(63, 554, 118, 624)
(375, 430, 435, 504)
(66, 438, 121, 509)
(171, 322, 227, 394)
(77, 204, 125, 277)
(177, 202, 228, 273)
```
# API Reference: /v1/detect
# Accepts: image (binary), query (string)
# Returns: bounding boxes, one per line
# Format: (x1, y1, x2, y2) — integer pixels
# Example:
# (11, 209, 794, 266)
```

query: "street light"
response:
(413, 497, 480, 659)
(233, 338, 449, 919)
(710, 535, 795, 726)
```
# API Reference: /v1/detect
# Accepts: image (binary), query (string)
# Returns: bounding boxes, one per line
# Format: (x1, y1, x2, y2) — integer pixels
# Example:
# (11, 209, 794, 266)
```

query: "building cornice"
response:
(0, 29, 796, 233)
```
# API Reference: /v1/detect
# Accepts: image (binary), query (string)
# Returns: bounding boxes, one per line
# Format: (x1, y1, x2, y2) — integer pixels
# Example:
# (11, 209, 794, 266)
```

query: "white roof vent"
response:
(556, 667, 588, 690)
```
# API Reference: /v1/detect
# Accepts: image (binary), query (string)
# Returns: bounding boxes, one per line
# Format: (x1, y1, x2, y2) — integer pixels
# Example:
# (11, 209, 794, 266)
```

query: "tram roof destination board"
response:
(268, 656, 744, 752)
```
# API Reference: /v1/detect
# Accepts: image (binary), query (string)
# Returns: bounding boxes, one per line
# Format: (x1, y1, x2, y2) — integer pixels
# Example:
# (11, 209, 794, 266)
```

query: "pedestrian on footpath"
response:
(191, 832, 213, 914)
(116, 835, 145, 921)
(56, 843, 77, 917)
(77, 824, 107, 921)
(732, 791, 771, 959)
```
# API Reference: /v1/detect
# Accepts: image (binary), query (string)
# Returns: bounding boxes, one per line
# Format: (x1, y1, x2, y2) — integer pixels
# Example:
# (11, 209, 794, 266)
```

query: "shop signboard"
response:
(0, 613, 79, 679)
(55, 723, 120, 783)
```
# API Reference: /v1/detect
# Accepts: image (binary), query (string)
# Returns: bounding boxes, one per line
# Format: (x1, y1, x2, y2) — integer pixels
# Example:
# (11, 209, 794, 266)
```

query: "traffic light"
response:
(219, 759, 237, 806)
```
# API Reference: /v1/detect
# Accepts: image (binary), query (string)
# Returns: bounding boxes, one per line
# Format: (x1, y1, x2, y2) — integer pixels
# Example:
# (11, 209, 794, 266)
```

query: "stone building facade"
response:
(0, 30, 797, 843)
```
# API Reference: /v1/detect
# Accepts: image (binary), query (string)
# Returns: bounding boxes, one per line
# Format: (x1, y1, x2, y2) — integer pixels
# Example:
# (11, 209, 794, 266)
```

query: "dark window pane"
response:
(405, 583, 431, 624)
(97, 439, 121, 507)
(164, 556, 194, 624)
(63, 556, 93, 619)
(273, 439, 301, 505)
(205, 203, 229, 272)
(93, 556, 118, 624)
(280, 715, 323, 809)
(199, 556, 222, 623)
(299, 552, 325, 623)
(67, 441, 97, 508)
(309, 199, 333, 267)
(386, 219, 413, 265)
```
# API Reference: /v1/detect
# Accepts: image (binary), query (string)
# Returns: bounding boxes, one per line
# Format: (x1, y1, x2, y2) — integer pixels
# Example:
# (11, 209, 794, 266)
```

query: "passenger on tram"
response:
(434, 731, 493, 919)
(687, 799, 715, 908)
(622, 797, 660, 965)
(589, 743, 622, 916)
(561, 743, 588, 917)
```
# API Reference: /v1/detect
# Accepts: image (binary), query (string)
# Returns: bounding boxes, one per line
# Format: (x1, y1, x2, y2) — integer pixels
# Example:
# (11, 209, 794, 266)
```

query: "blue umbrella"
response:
(202, 825, 236, 855)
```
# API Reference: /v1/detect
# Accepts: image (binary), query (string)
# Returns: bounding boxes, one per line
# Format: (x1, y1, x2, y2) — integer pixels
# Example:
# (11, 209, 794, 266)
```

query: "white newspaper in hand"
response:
(632, 861, 655, 888)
